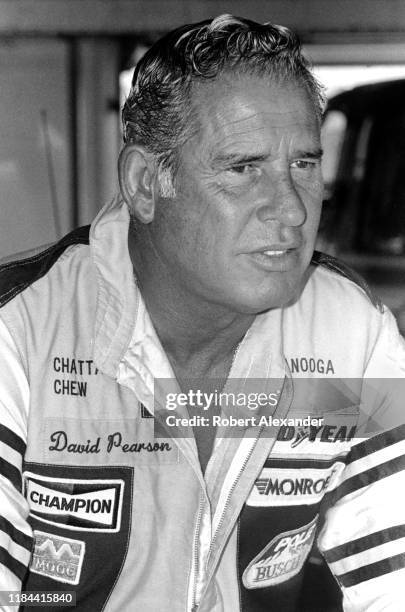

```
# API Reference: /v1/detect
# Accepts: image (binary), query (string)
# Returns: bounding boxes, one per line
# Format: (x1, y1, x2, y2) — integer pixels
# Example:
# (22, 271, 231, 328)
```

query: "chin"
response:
(232, 278, 304, 314)
(230, 293, 295, 315)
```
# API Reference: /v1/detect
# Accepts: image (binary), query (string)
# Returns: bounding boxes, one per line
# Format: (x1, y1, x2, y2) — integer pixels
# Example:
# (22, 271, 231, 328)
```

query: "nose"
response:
(256, 174, 307, 227)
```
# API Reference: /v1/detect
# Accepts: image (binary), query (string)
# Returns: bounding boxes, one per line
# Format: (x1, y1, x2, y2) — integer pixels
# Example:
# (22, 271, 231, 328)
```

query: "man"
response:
(0, 14, 404, 612)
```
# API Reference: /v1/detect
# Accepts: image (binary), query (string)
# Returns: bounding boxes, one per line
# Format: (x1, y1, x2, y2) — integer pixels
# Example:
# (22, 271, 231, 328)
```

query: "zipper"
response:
(190, 491, 205, 612)
(189, 336, 247, 612)
(207, 426, 264, 563)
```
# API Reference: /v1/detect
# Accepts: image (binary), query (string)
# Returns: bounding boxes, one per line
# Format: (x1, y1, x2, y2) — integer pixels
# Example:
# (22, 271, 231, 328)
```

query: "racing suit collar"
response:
(90, 195, 139, 378)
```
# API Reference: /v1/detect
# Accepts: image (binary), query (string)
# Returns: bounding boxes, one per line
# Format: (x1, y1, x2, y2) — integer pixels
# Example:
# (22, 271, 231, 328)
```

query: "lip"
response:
(244, 246, 301, 271)
(248, 243, 301, 254)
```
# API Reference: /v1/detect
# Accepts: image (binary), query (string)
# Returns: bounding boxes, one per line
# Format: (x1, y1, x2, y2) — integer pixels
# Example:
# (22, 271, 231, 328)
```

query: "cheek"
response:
(296, 181, 323, 226)
(294, 170, 324, 202)
(149, 200, 197, 270)
(163, 200, 222, 271)
(159, 177, 246, 268)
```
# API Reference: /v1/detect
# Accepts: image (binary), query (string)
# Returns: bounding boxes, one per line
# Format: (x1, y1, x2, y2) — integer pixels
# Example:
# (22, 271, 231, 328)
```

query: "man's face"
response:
(149, 74, 323, 315)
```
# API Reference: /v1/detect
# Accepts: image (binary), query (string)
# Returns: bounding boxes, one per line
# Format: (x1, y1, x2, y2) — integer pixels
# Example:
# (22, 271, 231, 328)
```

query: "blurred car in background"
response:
(318, 79, 405, 334)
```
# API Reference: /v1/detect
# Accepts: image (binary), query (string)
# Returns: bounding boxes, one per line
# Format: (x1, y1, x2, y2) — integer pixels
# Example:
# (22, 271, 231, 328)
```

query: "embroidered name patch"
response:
(242, 516, 318, 588)
(30, 530, 85, 585)
(24, 472, 124, 532)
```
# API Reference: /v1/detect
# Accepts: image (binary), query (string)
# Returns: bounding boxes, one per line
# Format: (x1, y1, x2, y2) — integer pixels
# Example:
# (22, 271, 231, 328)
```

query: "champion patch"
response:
(24, 472, 124, 532)
(242, 516, 318, 589)
(30, 530, 85, 585)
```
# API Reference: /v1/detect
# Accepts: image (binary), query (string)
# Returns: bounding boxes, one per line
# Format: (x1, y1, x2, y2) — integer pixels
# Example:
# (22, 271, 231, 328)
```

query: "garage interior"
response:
(0, 2, 404, 610)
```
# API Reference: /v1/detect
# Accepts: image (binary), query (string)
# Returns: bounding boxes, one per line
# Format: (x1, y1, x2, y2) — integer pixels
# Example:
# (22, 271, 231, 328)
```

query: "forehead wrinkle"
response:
(207, 102, 318, 139)
(199, 86, 306, 135)
(194, 72, 318, 120)
(185, 78, 320, 168)
(208, 121, 301, 156)
(209, 119, 319, 162)
(210, 107, 306, 136)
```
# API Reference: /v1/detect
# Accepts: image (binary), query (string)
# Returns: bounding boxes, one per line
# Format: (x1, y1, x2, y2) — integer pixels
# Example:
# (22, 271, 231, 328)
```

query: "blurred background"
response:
(0, 0, 404, 336)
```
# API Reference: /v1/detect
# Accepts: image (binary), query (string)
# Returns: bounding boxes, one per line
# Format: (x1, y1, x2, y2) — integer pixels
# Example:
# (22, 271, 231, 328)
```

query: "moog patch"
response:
(24, 472, 124, 532)
(30, 530, 85, 585)
(242, 516, 318, 589)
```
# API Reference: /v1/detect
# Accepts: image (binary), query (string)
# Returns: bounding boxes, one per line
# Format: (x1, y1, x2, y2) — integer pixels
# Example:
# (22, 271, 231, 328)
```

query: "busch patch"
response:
(30, 530, 85, 585)
(242, 516, 317, 588)
(24, 472, 124, 532)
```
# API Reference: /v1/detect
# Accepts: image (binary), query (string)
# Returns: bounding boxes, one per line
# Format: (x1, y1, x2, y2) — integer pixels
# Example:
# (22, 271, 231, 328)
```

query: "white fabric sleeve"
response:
(0, 317, 33, 606)
(318, 308, 405, 611)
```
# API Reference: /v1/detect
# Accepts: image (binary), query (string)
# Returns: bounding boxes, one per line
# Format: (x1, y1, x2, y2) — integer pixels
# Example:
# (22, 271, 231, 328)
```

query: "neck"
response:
(129, 228, 254, 370)
(144, 285, 253, 367)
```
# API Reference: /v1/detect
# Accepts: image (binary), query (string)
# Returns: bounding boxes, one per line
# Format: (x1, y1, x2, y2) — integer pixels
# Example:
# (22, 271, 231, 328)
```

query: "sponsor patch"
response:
(279, 423, 357, 448)
(24, 472, 124, 532)
(271, 410, 359, 460)
(247, 464, 344, 507)
(30, 530, 85, 585)
(242, 516, 318, 589)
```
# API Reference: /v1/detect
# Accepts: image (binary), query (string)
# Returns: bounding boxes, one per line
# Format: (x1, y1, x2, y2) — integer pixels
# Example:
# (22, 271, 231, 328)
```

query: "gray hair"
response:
(122, 14, 324, 192)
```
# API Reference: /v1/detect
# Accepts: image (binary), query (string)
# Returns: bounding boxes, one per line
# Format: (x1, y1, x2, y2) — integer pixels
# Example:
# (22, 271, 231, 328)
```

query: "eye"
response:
(228, 163, 258, 175)
(291, 159, 319, 170)
(229, 164, 251, 174)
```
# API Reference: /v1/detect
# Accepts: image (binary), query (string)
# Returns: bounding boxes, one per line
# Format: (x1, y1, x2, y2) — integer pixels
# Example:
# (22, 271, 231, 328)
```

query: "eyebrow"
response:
(211, 152, 269, 167)
(293, 148, 323, 159)
(211, 147, 323, 167)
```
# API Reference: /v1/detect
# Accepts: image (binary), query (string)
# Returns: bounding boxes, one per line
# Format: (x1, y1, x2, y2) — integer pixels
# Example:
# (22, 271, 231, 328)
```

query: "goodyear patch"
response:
(271, 412, 359, 461)
(242, 516, 318, 588)
(30, 530, 85, 585)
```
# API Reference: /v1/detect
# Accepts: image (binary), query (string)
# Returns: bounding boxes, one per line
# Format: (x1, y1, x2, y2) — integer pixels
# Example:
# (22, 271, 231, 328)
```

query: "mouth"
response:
(261, 249, 291, 257)
(245, 246, 300, 271)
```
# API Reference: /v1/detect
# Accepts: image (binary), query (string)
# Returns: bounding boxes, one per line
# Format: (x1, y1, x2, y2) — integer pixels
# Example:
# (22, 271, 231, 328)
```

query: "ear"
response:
(118, 144, 157, 224)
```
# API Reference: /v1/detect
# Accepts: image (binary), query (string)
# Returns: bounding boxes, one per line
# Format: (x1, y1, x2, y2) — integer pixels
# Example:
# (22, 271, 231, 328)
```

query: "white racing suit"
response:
(0, 196, 404, 611)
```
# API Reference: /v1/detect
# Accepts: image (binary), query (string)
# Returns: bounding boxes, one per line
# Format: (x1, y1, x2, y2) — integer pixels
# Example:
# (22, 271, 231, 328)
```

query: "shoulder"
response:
(310, 250, 383, 313)
(0, 226, 90, 308)
(283, 251, 391, 375)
